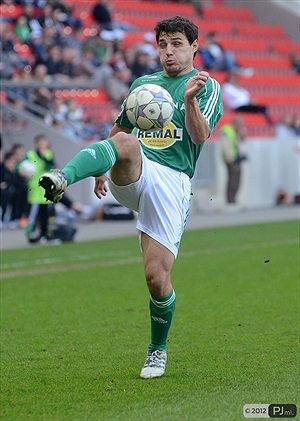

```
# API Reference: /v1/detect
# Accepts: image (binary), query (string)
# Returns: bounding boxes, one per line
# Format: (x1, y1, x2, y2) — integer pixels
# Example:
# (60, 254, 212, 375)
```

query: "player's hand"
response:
(94, 175, 108, 199)
(185, 71, 209, 100)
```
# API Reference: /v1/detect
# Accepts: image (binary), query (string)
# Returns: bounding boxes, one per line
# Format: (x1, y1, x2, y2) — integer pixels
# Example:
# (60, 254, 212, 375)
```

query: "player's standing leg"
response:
(140, 234, 176, 379)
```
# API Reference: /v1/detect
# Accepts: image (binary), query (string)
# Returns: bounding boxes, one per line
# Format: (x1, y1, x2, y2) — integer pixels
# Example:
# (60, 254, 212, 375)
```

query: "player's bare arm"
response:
(184, 71, 210, 144)
(108, 123, 132, 137)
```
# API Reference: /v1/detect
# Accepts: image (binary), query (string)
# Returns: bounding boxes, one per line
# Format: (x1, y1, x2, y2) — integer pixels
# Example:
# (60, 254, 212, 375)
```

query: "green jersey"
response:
(116, 69, 223, 178)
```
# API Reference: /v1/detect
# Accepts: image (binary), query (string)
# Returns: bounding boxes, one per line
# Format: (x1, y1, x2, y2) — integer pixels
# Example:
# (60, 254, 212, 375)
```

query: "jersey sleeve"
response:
(115, 99, 134, 130)
(198, 77, 223, 133)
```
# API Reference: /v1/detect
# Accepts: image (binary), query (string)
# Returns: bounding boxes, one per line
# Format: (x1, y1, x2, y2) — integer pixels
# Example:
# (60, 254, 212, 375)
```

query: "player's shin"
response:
(62, 139, 119, 185)
(148, 289, 176, 351)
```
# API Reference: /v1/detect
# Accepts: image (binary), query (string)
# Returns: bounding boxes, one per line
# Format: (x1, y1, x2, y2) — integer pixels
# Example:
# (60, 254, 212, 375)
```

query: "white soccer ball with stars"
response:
(125, 84, 174, 131)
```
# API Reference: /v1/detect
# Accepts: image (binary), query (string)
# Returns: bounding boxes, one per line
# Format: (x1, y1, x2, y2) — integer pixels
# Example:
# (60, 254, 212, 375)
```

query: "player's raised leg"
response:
(38, 133, 141, 203)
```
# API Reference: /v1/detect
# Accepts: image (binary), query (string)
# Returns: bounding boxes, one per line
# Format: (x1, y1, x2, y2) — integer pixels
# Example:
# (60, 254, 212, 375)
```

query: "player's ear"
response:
(192, 39, 198, 53)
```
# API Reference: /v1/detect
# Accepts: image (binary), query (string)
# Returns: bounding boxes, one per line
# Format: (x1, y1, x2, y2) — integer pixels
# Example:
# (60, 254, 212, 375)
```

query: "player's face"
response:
(157, 31, 198, 77)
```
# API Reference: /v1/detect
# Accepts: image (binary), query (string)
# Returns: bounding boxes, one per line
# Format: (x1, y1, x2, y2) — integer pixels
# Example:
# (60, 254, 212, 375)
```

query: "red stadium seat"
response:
(203, 6, 253, 21)
(0, 4, 22, 19)
(236, 23, 286, 38)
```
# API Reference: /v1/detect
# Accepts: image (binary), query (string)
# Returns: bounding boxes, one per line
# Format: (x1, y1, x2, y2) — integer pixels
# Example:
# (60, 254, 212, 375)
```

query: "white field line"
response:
(1, 250, 133, 270)
(1, 238, 298, 279)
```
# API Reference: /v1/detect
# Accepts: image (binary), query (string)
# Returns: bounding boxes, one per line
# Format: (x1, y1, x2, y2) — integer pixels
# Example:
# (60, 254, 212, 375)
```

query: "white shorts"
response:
(108, 149, 192, 258)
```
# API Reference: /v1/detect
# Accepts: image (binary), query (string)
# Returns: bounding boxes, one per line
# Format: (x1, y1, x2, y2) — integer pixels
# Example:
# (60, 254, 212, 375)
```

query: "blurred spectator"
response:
(64, 98, 85, 138)
(0, 151, 17, 227)
(36, 3, 55, 29)
(52, 118, 66, 133)
(199, 32, 253, 76)
(55, 193, 92, 227)
(29, 21, 63, 66)
(73, 47, 112, 84)
(222, 72, 273, 125)
(0, 43, 14, 80)
(22, 3, 43, 39)
(36, 6, 64, 45)
(219, 117, 247, 208)
(14, 15, 31, 43)
(31, 86, 53, 118)
(7, 65, 33, 101)
(32, 62, 52, 83)
(92, 0, 113, 30)
(10, 98, 26, 110)
(129, 49, 159, 80)
(290, 52, 300, 74)
(1, 22, 17, 54)
(81, 116, 101, 142)
(135, 32, 159, 62)
(103, 61, 132, 107)
(83, 31, 115, 66)
(276, 188, 291, 205)
(43, 44, 62, 76)
(91, 0, 126, 32)
(44, 96, 93, 141)
(45, 95, 68, 126)
(91, 0, 134, 32)
(73, 47, 98, 78)
(57, 46, 77, 79)
(17, 134, 56, 244)
(66, 98, 83, 122)
(62, 25, 83, 52)
(99, 106, 119, 139)
(29, 33, 49, 65)
(0, 22, 29, 79)
(199, 32, 239, 72)
(10, 143, 29, 226)
(292, 115, 300, 136)
(50, 1, 82, 31)
(275, 114, 296, 138)
(190, 0, 204, 17)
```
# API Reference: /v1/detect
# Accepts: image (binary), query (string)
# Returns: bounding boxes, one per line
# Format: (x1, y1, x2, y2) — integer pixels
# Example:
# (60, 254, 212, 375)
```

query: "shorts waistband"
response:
(141, 149, 191, 182)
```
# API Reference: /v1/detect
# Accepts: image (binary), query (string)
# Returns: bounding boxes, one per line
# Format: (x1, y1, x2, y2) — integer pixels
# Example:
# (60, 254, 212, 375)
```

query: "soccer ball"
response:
(125, 84, 174, 130)
(19, 159, 36, 178)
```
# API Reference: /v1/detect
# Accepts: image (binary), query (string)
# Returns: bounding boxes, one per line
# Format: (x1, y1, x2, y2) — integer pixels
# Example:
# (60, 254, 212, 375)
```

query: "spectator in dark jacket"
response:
(1, 152, 17, 226)
(92, 0, 114, 31)
(199, 32, 239, 72)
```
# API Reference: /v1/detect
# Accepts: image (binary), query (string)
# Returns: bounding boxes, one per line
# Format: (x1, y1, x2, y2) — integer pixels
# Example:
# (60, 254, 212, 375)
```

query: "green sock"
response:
(61, 139, 119, 185)
(148, 289, 176, 352)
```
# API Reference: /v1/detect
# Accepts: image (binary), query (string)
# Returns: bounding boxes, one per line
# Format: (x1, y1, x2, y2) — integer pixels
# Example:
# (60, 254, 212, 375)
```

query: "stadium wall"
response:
(193, 137, 299, 211)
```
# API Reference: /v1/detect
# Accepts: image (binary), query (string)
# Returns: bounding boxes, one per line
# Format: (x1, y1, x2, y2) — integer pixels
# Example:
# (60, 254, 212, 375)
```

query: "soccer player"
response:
(38, 16, 223, 379)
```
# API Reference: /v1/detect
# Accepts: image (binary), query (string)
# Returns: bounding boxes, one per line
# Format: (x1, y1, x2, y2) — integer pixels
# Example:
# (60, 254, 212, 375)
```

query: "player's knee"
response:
(145, 268, 170, 296)
(111, 132, 140, 160)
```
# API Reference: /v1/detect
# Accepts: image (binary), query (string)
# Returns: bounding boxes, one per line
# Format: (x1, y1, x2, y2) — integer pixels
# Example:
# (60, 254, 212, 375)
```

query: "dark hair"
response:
(154, 16, 198, 45)
(4, 151, 14, 162)
(11, 143, 24, 152)
(34, 134, 48, 144)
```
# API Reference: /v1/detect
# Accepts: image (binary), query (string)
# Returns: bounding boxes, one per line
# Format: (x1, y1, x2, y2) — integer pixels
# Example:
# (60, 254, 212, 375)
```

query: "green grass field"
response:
(1, 220, 299, 421)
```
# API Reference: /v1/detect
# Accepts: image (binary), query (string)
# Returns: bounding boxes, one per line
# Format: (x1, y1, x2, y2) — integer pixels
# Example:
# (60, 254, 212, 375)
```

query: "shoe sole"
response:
(38, 176, 58, 203)
(140, 371, 165, 379)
